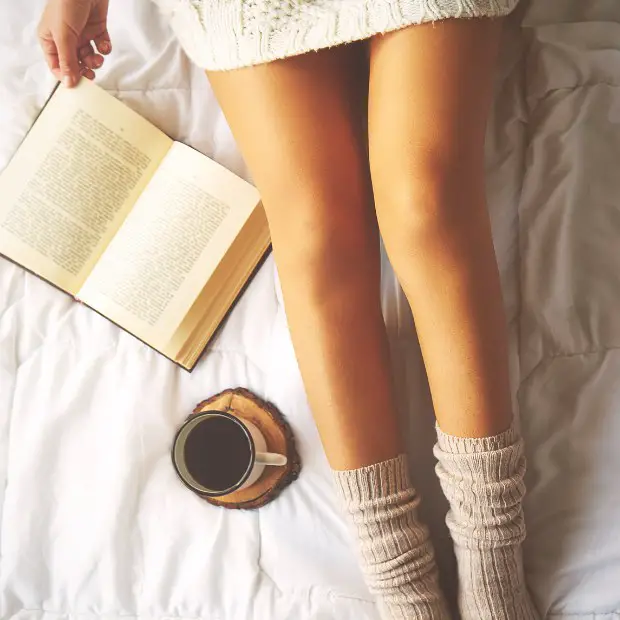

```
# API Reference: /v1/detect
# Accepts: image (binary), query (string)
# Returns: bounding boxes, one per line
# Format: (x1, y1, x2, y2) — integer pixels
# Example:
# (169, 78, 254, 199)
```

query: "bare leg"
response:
(208, 45, 400, 470)
(207, 47, 449, 618)
(369, 20, 538, 619)
(369, 19, 510, 439)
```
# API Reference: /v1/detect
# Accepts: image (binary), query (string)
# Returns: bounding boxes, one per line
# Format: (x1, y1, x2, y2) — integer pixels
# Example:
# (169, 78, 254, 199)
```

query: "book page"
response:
(78, 142, 261, 353)
(0, 80, 172, 293)
(171, 207, 270, 368)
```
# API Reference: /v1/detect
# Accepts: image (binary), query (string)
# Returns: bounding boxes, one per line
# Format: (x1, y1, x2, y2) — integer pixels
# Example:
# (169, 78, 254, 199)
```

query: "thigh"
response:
(207, 44, 373, 250)
(368, 18, 501, 217)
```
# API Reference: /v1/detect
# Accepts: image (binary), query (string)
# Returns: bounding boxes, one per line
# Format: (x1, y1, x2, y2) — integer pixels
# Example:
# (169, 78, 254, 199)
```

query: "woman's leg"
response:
(368, 20, 538, 619)
(209, 46, 398, 470)
(369, 18, 510, 439)
(207, 47, 448, 619)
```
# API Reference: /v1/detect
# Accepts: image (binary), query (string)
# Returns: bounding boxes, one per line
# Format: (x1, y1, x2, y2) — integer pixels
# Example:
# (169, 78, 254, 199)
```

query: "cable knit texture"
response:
(333, 455, 450, 619)
(152, 0, 520, 70)
(434, 424, 540, 620)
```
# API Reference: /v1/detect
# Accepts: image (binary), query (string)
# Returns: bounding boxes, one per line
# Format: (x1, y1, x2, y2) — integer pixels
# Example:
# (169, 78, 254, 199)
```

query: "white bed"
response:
(2, 1, 620, 618)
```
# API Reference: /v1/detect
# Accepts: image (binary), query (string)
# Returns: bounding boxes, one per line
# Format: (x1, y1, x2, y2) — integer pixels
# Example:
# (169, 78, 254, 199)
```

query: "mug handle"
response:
(256, 452, 288, 467)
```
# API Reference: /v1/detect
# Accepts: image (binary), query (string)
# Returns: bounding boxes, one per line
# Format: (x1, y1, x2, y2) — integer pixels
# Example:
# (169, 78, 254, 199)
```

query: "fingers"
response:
(39, 35, 62, 79)
(39, 33, 108, 86)
(56, 34, 107, 84)
(94, 31, 112, 56)
(78, 42, 104, 71)
(77, 42, 98, 80)
(80, 66, 97, 80)
(37, 2, 112, 87)
(56, 31, 81, 87)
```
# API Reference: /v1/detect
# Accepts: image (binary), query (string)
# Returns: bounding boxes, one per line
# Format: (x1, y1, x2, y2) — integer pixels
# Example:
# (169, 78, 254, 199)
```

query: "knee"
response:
(372, 147, 487, 247)
(266, 185, 377, 290)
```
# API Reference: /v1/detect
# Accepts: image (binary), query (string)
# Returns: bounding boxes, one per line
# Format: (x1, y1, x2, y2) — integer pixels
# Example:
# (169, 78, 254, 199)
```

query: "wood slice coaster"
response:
(192, 387, 301, 509)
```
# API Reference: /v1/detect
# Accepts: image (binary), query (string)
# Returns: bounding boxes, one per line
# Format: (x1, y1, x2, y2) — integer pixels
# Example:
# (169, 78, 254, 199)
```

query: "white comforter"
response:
(1, 1, 620, 618)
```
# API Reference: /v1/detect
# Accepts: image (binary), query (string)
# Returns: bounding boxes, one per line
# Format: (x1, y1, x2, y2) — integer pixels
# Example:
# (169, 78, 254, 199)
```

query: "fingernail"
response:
(100, 41, 111, 53)
(63, 75, 73, 88)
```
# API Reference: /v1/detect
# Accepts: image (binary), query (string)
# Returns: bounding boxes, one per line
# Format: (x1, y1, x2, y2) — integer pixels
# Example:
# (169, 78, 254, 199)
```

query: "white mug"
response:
(172, 410, 287, 497)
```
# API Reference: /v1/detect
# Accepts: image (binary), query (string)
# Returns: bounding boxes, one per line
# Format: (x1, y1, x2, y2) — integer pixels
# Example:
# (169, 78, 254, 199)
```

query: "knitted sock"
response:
(434, 424, 539, 620)
(333, 455, 451, 620)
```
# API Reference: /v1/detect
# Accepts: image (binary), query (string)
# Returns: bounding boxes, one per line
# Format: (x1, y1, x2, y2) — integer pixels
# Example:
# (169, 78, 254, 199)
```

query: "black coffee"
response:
(183, 415, 252, 492)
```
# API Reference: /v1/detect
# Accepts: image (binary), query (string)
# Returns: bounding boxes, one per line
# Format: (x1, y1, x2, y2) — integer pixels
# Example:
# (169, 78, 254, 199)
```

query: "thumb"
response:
(55, 30, 80, 87)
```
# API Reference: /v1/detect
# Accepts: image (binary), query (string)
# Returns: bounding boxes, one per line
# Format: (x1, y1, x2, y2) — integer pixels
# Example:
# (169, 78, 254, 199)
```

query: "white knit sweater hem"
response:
(152, 0, 519, 71)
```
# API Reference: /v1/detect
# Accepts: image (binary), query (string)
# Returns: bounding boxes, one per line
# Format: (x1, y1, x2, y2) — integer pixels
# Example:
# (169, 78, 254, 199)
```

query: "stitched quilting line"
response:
(526, 81, 620, 106)
(104, 87, 212, 94)
(10, 587, 381, 619)
(6, 87, 214, 97)
(10, 583, 374, 618)
(10, 610, 223, 620)
(0, 297, 26, 323)
(517, 345, 620, 400)
(13, 303, 81, 372)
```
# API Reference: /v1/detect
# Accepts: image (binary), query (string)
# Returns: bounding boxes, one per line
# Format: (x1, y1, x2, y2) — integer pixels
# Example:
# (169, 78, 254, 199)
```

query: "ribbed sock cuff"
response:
(435, 422, 518, 454)
(333, 454, 411, 504)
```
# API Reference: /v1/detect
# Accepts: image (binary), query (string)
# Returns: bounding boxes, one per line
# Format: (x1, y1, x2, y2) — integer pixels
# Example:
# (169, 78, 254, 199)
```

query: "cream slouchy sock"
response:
(333, 455, 450, 620)
(434, 424, 540, 620)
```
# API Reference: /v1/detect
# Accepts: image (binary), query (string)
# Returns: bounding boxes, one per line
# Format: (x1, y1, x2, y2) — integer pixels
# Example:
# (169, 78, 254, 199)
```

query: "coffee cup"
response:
(172, 410, 288, 497)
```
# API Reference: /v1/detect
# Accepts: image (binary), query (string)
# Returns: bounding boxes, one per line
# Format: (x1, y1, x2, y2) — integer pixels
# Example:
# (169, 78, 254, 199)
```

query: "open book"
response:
(0, 80, 270, 371)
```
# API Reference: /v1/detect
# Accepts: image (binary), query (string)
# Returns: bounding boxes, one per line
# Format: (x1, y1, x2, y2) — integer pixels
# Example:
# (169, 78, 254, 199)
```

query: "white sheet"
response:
(1, 1, 619, 618)
(519, 3, 620, 616)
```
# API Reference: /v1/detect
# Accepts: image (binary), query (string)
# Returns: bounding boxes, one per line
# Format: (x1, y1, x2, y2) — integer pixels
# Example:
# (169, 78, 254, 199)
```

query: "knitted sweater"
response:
(152, 0, 519, 71)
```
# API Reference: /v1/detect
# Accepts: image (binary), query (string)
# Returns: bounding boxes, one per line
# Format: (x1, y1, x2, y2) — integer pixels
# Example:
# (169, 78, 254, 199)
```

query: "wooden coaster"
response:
(191, 387, 301, 509)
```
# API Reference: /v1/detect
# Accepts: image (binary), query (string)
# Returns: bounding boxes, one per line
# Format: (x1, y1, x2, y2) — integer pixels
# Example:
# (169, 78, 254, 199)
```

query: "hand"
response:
(38, 0, 111, 87)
